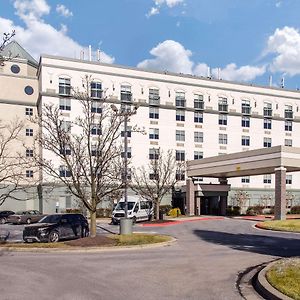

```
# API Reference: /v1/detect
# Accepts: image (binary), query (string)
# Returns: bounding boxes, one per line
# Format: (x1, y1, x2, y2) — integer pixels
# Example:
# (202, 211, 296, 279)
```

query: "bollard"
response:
(120, 218, 133, 235)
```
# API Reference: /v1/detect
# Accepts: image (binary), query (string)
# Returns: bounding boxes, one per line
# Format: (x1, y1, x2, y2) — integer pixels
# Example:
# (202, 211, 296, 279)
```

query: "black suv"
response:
(23, 213, 89, 243)
(0, 211, 15, 224)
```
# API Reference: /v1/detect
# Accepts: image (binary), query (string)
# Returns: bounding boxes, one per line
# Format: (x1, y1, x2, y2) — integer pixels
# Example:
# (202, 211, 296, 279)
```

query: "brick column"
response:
(186, 178, 195, 216)
(274, 167, 286, 220)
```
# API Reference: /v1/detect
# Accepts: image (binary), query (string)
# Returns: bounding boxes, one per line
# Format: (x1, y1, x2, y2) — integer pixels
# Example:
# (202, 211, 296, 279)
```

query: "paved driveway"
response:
(0, 218, 299, 300)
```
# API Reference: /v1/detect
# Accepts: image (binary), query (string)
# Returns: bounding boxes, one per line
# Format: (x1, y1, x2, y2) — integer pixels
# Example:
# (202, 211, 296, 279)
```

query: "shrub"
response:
(246, 205, 264, 216)
(96, 208, 112, 218)
(65, 208, 83, 214)
(159, 205, 172, 215)
(168, 208, 181, 217)
(226, 206, 241, 216)
(291, 206, 300, 214)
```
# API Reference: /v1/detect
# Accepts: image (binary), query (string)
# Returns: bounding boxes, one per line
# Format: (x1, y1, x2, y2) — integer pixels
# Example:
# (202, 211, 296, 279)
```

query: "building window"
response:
(176, 169, 185, 181)
(176, 110, 185, 121)
(194, 112, 203, 123)
(25, 107, 33, 116)
(194, 151, 203, 160)
(120, 103, 132, 113)
(120, 85, 132, 102)
(285, 120, 292, 131)
(285, 139, 292, 147)
(149, 88, 160, 105)
(149, 128, 159, 139)
(176, 130, 185, 142)
(24, 86, 34, 95)
(91, 144, 101, 156)
(176, 150, 185, 161)
(242, 136, 250, 146)
(286, 175, 292, 185)
(263, 174, 272, 184)
(264, 118, 272, 129)
(218, 97, 228, 112)
(121, 126, 132, 138)
(149, 107, 159, 119)
(241, 116, 250, 128)
(219, 114, 227, 125)
(194, 132, 203, 143)
(59, 98, 71, 111)
(26, 170, 33, 178)
(90, 81, 102, 99)
(26, 149, 33, 157)
(219, 134, 228, 145)
(26, 128, 33, 136)
(175, 92, 186, 108)
(241, 100, 251, 115)
(91, 101, 102, 113)
(263, 102, 272, 117)
(121, 147, 132, 158)
(59, 77, 71, 96)
(194, 94, 204, 110)
(91, 124, 101, 135)
(149, 148, 159, 160)
(59, 166, 71, 177)
(263, 137, 272, 148)
(241, 176, 250, 183)
(284, 105, 293, 119)
(60, 145, 71, 155)
(149, 172, 159, 180)
(61, 121, 71, 133)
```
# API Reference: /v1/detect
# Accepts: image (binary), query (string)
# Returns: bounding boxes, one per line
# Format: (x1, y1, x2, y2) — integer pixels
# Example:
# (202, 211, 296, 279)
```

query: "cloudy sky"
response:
(1, 0, 300, 89)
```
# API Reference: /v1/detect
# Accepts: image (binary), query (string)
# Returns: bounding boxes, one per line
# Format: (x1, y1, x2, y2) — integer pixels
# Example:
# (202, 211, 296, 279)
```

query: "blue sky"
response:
(2, 0, 300, 89)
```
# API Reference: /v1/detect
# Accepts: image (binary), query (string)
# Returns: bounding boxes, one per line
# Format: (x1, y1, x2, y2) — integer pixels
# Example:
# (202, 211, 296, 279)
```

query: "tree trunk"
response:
(90, 210, 97, 238)
(155, 201, 160, 220)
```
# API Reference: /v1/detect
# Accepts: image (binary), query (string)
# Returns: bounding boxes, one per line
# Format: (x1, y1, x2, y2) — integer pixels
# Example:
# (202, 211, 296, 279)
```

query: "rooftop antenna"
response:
(207, 66, 211, 78)
(281, 76, 285, 88)
(88, 45, 92, 61)
(97, 49, 101, 61)
(80, 50, 84, 60)
(217, 68, 221, 80)
(269, 75, 272, 87)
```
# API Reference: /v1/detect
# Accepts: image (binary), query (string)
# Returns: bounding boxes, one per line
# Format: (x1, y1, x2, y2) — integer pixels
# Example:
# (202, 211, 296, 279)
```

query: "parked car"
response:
(23, 213, 89, 243)
(0, 211, 15, 224)
(7, 210, 44, 224)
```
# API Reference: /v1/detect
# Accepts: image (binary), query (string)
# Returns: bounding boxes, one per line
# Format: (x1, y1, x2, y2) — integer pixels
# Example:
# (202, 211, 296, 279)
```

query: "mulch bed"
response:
(142, 219, 177, 224)
(64, 236, 116, 247)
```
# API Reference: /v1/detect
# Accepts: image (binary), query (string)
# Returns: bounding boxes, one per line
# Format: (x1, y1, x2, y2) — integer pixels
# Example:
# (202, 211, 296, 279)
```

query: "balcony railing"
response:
(149, 95, 160, 105)
(285, 110, 293, 119)
(91, 90, 103, 99)
(176, 97, 186, 108)
(241, 106, 251, 115)
(218, 104, 228, 112)
(263, 108, 273, 117)
(121, 92, 132, 102)
(59, 85, 71, 96)
(194, 101, 204, 110)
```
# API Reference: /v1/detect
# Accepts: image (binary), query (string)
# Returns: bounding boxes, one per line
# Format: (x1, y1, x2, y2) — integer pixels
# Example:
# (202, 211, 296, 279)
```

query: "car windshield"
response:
(39, 215, 62, 223)
(115, 202, 135, 211)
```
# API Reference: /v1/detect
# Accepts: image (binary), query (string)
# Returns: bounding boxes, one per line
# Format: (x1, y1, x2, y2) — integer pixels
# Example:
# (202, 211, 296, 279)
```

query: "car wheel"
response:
(148, 215, 153, 221)
(0, 217, 6, 224)
(132, 216, 137, 224)
(26, 218, 31, 224)
(82, 227, 89, 238)
(48, 230, 59, 243)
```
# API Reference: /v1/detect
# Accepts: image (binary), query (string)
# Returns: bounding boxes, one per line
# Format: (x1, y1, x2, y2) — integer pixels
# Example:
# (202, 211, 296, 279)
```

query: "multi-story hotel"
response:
(1, 42, 300, 214)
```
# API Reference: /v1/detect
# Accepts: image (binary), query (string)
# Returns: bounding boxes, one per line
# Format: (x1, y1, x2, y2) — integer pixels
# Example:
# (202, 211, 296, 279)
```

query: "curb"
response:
(0, 236, 177, 253)
(255, 260, 294, 300)
(254, 223, 300, 234)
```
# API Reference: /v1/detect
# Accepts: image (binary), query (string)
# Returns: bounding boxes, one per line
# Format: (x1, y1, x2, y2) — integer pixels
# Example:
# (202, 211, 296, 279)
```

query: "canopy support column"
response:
(274, 167, 286, 220)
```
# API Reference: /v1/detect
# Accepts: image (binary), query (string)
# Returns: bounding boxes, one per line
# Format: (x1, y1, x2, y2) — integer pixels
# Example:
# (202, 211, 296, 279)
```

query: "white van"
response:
(111, 197, 153, 225)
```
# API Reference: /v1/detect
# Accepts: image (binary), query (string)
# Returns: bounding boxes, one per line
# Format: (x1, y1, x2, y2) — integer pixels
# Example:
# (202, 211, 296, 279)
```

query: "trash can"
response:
(120, 218, 133, 235)
(159, 212, 166, 220)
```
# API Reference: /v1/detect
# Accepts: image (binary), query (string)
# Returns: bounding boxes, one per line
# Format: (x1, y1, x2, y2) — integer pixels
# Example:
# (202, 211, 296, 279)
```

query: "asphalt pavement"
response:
(0, 218, 299, 300)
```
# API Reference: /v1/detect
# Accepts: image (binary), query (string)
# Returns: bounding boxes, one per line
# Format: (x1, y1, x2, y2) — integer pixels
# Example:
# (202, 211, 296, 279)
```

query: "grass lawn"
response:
(257, 220, 300, 232)
(266, 258, 300, 300)
(0, 233, 172, 249)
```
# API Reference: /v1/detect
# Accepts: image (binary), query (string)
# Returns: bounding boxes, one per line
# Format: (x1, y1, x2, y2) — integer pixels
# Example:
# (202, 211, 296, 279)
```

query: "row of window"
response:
(241, 175, 293, 185)
(58, 78, 295, 118)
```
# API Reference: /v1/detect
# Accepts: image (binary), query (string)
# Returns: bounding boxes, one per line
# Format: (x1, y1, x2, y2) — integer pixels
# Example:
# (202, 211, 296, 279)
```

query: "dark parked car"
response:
(7, 210, 45, 224)
(0, 211, 15, 224)
(23, 213, 89, 243)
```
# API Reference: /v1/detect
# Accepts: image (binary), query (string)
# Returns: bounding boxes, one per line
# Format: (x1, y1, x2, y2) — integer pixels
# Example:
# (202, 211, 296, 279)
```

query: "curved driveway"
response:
(0, 218, 299, 300)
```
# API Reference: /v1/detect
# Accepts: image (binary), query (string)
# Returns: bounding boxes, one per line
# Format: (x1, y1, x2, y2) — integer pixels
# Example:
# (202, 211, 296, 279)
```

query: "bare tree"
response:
(0, 118, 35, 206)
(230, 190, 250, 210)
(131, 148, 183, 220)
(0, 30, 16, 66)
(33, 76, 126, 237)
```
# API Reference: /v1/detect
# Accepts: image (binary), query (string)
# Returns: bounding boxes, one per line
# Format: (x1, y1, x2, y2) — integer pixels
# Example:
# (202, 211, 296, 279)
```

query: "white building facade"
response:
(38, 55, 300, 213)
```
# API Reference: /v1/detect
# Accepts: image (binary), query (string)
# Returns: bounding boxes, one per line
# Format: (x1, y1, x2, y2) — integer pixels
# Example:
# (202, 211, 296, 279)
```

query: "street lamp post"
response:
(111, 103, 138, 234)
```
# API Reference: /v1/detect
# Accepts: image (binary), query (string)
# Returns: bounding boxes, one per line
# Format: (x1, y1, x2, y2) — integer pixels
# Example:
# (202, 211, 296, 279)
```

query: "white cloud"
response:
(264, 26, 300, 76)
(275, 1, 282, 8)
(137, 40, 193, 74)
(0, 0, 114, 63)
(138, 40, 265, 82)
(147, 0, 184, 17)
(56, 4, 73, 18)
